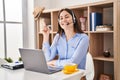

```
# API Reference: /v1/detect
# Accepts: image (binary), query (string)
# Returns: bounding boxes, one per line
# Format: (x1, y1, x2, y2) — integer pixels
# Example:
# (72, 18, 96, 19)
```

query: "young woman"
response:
(42, 8, 89, 69)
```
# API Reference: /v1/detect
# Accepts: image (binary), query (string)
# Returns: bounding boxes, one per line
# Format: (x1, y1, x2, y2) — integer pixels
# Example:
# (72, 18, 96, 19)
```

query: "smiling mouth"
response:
(61, 22, 69, 26)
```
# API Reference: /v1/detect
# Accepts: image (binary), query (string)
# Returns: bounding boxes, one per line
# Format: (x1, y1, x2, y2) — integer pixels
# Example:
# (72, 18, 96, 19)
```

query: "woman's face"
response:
(59, 10, 74, 30)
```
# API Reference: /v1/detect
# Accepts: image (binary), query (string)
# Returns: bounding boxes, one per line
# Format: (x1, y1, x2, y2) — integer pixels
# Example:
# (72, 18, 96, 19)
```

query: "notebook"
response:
(19, 48, 61, 74)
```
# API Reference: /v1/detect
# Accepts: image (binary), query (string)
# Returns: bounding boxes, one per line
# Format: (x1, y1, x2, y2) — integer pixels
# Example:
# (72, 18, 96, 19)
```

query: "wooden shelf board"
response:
(43, 8, 61, 13)
(93, 56, 114, 62)
(52, 32, 57, 34)
(90, 31, 114, 33)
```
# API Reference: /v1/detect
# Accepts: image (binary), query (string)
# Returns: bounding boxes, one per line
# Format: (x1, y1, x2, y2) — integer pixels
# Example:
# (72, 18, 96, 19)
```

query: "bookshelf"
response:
(35, 0, 120, 80)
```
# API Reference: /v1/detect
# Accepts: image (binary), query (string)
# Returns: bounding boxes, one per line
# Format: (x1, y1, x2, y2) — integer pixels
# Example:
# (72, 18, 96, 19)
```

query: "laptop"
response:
(19, 48, 62, 74)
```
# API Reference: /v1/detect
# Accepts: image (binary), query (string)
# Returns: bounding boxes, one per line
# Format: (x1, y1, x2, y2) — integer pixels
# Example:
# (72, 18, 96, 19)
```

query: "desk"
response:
(0, 68, 84, 80)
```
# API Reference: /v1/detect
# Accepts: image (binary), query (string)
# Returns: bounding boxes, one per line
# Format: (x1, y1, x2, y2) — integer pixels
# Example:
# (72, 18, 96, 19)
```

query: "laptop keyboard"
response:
(48, 66, 62, 71)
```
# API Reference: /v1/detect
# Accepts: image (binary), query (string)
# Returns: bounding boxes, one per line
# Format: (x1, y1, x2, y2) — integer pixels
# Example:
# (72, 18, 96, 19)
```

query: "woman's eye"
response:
(59, 17, 63, 20)
(65, 16, 69, 18)
(59, 15, 70, 21)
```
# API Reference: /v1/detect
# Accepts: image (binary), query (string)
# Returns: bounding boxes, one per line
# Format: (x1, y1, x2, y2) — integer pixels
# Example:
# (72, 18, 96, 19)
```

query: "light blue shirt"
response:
(42, 33, 89, 69)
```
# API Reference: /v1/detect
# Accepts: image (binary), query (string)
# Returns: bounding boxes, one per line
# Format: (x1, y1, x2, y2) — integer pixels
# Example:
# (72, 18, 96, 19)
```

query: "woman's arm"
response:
(42, 34, 59, 61)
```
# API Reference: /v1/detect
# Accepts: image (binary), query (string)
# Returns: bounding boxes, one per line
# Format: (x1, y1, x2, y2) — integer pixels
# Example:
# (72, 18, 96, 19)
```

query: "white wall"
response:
(35, 0, 105, 9)
(22, 0, 35, 49)
(34, 0, 50, 8)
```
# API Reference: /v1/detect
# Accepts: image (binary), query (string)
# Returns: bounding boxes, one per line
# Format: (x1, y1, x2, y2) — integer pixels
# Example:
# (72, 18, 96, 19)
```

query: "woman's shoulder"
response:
(54, 33, 60, 38)
(76, 33, 89, 41)
(54, 33, 65, 38)
(76, 33, 89, 42)
(53, 33, 61, 40)
(76, 33, 88, 38)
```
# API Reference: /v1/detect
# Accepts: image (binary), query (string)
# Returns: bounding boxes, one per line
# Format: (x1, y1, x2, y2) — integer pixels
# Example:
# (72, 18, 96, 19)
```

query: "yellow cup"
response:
(63, 63, 78, 73)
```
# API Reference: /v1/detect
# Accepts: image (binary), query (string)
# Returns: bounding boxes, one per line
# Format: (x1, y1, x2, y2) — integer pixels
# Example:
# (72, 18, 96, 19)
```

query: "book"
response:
(90, 12, 103, 31)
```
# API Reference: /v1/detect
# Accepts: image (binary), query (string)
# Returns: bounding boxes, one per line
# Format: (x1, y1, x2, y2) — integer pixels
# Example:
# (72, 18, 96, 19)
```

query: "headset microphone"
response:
(58, 19, 73, 25)
(66, 22, 73, 25)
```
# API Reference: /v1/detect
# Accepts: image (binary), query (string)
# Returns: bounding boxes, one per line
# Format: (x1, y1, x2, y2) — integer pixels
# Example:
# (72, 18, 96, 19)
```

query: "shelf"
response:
(90, 31, 113, 33)
(43, 8, 60, 13)
(93, 56, 114, 62)
(52, 32, 57, 34)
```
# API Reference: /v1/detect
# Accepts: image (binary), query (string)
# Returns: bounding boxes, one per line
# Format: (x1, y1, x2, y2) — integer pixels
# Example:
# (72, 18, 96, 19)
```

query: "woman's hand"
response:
(47, 60, 57, 67)
(42, 26, 50, 36)
(41, 20, 50, 43)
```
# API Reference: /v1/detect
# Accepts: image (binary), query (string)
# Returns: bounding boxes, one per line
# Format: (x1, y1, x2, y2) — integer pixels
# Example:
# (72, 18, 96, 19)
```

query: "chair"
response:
(85, 52, 95, 80)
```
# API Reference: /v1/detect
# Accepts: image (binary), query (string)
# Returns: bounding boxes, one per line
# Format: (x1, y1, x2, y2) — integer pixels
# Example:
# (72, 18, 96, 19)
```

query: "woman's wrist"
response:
(43, 36, 49, 43)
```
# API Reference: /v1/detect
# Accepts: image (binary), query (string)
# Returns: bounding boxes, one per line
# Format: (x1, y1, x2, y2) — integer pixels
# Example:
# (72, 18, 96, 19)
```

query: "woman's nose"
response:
(61, 18, 67, 22)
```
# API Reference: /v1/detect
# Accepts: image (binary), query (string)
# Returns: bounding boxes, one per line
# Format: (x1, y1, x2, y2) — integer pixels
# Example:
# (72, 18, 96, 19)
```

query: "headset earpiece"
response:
(71, 11, 76, 24)
(58, 19, 60, 23)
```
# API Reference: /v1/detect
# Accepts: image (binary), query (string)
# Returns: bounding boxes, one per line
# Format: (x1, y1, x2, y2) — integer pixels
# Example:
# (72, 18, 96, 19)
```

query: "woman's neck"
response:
(64, 30, 76, 41)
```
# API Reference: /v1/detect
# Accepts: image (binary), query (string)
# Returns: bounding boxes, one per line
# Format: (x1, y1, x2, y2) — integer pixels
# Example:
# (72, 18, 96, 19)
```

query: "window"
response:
(0, 0, 3, 21)
(0, 0, 23, 61)
(0, 24, 5, 58)
(5, 0, 22, 22)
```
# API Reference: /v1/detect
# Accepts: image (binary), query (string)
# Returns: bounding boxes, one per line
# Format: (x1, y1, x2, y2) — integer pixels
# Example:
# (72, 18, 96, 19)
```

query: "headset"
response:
(58, 9, 76, 24)
(71, 10, 76, 24)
